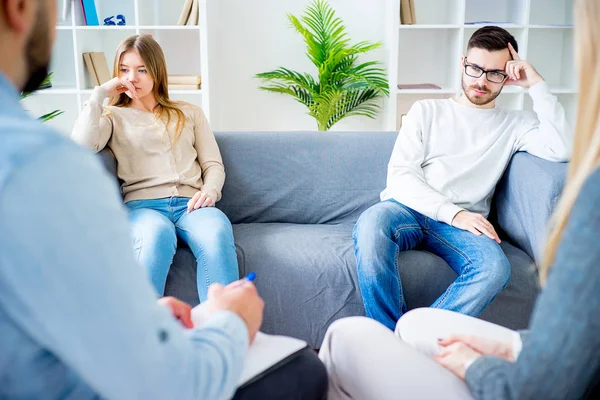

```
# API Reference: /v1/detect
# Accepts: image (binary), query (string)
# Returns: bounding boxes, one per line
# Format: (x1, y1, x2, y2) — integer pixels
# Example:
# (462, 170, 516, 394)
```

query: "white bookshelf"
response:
(22, 0, 207, 134)
(393, 0, 577, 130)
(24, 0, 576, 134)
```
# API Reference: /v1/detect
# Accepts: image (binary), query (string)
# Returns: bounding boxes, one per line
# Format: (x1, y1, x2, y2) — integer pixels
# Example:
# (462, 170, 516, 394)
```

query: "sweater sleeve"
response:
(192, 107, 226, 201)
(465, 169, 600, 400)
(514, 81, 572, 161)
(71, 86, 113, 153)
(384, 102, 464, 225)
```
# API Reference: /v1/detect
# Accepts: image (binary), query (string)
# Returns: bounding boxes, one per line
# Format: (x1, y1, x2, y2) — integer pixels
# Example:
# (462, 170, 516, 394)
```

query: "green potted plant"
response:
(256, 0, 389, 131)
(20, 72, 64, 122)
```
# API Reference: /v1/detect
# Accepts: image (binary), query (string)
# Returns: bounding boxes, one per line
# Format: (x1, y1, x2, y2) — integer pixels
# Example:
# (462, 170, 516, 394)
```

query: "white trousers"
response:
(319, 308, 518, 400)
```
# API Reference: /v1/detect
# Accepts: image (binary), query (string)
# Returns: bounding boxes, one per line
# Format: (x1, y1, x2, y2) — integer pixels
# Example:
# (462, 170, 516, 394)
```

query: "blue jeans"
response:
(354, 200, 510, 330)
(125, 197, 239, 302)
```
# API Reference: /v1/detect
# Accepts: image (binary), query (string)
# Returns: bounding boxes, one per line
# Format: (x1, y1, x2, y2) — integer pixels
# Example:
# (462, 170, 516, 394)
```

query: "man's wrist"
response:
(527, 75, 544, 88)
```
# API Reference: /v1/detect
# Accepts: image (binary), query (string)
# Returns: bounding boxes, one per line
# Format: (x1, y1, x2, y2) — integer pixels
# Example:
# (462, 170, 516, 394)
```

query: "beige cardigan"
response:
(71, 87, 225, 203)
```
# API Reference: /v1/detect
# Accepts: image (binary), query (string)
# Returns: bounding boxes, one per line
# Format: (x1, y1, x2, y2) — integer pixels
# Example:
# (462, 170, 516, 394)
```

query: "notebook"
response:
(191, 304, 308, 387)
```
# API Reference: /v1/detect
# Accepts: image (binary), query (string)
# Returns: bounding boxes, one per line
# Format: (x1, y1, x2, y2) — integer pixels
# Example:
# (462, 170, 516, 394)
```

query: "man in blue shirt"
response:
(0, 1, 327, 398)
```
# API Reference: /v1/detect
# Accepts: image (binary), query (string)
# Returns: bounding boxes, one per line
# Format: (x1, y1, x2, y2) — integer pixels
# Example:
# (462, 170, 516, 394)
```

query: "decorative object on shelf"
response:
(178, 0, 199, 26)
(103, 14, 126, 26)
(398, 83, 441, 90)
(20, 73, 64, 122)
(83, 52, 112, 86)
(400, 0, 416, 25)
(255, 0, 389, 131)
(81, 0, 99, 26)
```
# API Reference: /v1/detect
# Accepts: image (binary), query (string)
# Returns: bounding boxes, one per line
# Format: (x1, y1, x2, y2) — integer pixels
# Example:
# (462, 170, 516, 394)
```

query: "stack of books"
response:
(178, 0, 200, 25)
(83, 52, 112, 86)
(400, 0, 417, 25)
(168, 75, 202, 91)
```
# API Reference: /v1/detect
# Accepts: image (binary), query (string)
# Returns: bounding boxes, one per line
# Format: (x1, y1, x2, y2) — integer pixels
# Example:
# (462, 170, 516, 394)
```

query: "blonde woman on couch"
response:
(72, 34, 238, 302)
(318, 0, 600, 398)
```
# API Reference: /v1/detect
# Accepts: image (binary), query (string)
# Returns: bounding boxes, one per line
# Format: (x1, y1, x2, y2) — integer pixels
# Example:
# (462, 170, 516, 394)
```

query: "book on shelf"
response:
(188, 0, 199, 26)
(178, 0, 199, 26)
(397, 83, 442, 90)
(168, 84, 201, 91)
(81, 0, 99, 26)
(169, 75, 202, 85)
(177, 0, 194, 25)
(400, 0, 416, 25)
(83, 52, 112, 86)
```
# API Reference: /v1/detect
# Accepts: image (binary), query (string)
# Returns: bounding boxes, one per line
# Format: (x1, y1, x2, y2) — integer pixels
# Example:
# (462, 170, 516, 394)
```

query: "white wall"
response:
(207, 0, 396, 131)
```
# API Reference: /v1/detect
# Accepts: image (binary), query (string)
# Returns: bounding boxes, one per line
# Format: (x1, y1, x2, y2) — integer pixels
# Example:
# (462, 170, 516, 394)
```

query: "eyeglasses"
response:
(463, 59, 508, 84)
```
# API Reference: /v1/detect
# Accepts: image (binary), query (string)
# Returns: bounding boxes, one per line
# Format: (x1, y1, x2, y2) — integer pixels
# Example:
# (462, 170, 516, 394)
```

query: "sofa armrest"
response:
(97, 149, 122, 195)
(494, 152, 568, 265)
(98, 148, 117, 176)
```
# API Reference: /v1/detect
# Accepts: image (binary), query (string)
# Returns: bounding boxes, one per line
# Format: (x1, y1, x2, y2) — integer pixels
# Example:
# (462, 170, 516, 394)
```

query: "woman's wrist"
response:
(90, 86, 109, 104)
(462, 355, 480, 375)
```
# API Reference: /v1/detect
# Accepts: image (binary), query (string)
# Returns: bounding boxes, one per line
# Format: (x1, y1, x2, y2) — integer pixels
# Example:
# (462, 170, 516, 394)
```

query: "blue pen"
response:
(234, 272, 256, 287)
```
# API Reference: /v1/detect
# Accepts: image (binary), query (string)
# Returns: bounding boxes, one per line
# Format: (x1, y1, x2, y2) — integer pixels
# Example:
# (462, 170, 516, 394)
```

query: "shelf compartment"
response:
(71, 0, 135, 27)
(137, 0, 197, 26)
(527, 28, 575, 90)
(529, 0, 574, 26)
(50, 30, 77, 89)
(170, 92, 203, 107)
(138, 29, 202, 76)
(401, 0, 463, 25)
(465, 0, 528, 25)
(398, 28, 462, 91)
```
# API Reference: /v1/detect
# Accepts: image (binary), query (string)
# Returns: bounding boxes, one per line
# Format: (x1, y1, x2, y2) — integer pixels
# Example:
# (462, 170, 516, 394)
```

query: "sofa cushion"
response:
(164, 222, 539, 348)
(215, 131, 397, 225)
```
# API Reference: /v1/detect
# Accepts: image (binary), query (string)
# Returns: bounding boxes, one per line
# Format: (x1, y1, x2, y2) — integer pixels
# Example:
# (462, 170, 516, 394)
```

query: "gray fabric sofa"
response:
(99, 131, 567, 349)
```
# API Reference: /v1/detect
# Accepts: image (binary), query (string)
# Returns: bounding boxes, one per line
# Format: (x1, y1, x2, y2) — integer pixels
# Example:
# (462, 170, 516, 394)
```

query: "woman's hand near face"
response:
(100, 77, 138, 99)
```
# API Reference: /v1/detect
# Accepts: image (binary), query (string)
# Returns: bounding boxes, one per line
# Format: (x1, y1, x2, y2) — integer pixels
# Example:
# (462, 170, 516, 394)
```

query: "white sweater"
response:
(381, 81, 571, 225)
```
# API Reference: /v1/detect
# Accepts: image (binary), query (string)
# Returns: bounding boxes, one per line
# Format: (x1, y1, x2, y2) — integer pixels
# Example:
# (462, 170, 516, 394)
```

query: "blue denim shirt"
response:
(466, 168, 600, 399)
(0, 73, 249, 399)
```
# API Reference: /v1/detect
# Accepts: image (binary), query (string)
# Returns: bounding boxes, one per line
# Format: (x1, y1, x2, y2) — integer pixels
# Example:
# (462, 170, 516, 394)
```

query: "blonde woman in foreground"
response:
(319, 0, 600, 398)
(72, 35, 238, 303)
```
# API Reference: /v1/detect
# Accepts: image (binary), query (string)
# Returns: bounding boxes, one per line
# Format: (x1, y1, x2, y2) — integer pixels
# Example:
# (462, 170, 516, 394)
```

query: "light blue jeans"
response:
(354, 200, 511, 330)
(125, 197, 239, 302)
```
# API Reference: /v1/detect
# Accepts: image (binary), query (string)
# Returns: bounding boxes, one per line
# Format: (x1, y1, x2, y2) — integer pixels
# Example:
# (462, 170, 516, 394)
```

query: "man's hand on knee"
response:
(451, 211, 501, 243)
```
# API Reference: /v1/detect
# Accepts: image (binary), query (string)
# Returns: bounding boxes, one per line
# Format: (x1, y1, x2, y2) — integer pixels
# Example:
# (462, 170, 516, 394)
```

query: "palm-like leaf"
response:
(256, 0, 389, 131)
(20, 72, 64, 123)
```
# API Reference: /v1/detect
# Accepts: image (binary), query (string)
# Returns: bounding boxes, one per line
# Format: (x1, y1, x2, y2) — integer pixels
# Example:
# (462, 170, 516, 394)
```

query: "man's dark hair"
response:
(467, 26, 518, 54)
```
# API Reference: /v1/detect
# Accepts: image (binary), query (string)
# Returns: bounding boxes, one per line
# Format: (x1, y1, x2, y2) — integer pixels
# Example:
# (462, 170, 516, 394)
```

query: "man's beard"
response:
(21, 3, 52, 93)
(461, 78, 502, 106)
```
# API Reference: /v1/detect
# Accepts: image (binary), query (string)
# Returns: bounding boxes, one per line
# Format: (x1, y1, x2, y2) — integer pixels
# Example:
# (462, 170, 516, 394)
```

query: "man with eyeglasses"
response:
(354, 26, 571, 331)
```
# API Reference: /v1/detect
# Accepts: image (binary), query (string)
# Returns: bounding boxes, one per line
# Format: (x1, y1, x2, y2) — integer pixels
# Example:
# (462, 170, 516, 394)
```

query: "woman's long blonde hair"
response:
(109, 35, 185, 141)
(540, 0, 600, 282)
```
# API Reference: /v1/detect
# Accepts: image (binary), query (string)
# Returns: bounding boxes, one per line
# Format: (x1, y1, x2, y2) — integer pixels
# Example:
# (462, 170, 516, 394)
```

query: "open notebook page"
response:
(191, 303, 308, 386)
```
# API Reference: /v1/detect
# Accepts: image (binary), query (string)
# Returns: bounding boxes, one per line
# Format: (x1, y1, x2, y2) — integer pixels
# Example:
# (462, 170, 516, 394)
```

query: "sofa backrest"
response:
(215, 131, 397, 224)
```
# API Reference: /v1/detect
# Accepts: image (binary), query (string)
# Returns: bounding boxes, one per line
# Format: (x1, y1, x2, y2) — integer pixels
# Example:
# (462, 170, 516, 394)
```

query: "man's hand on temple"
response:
(504, 42, 544, 88)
